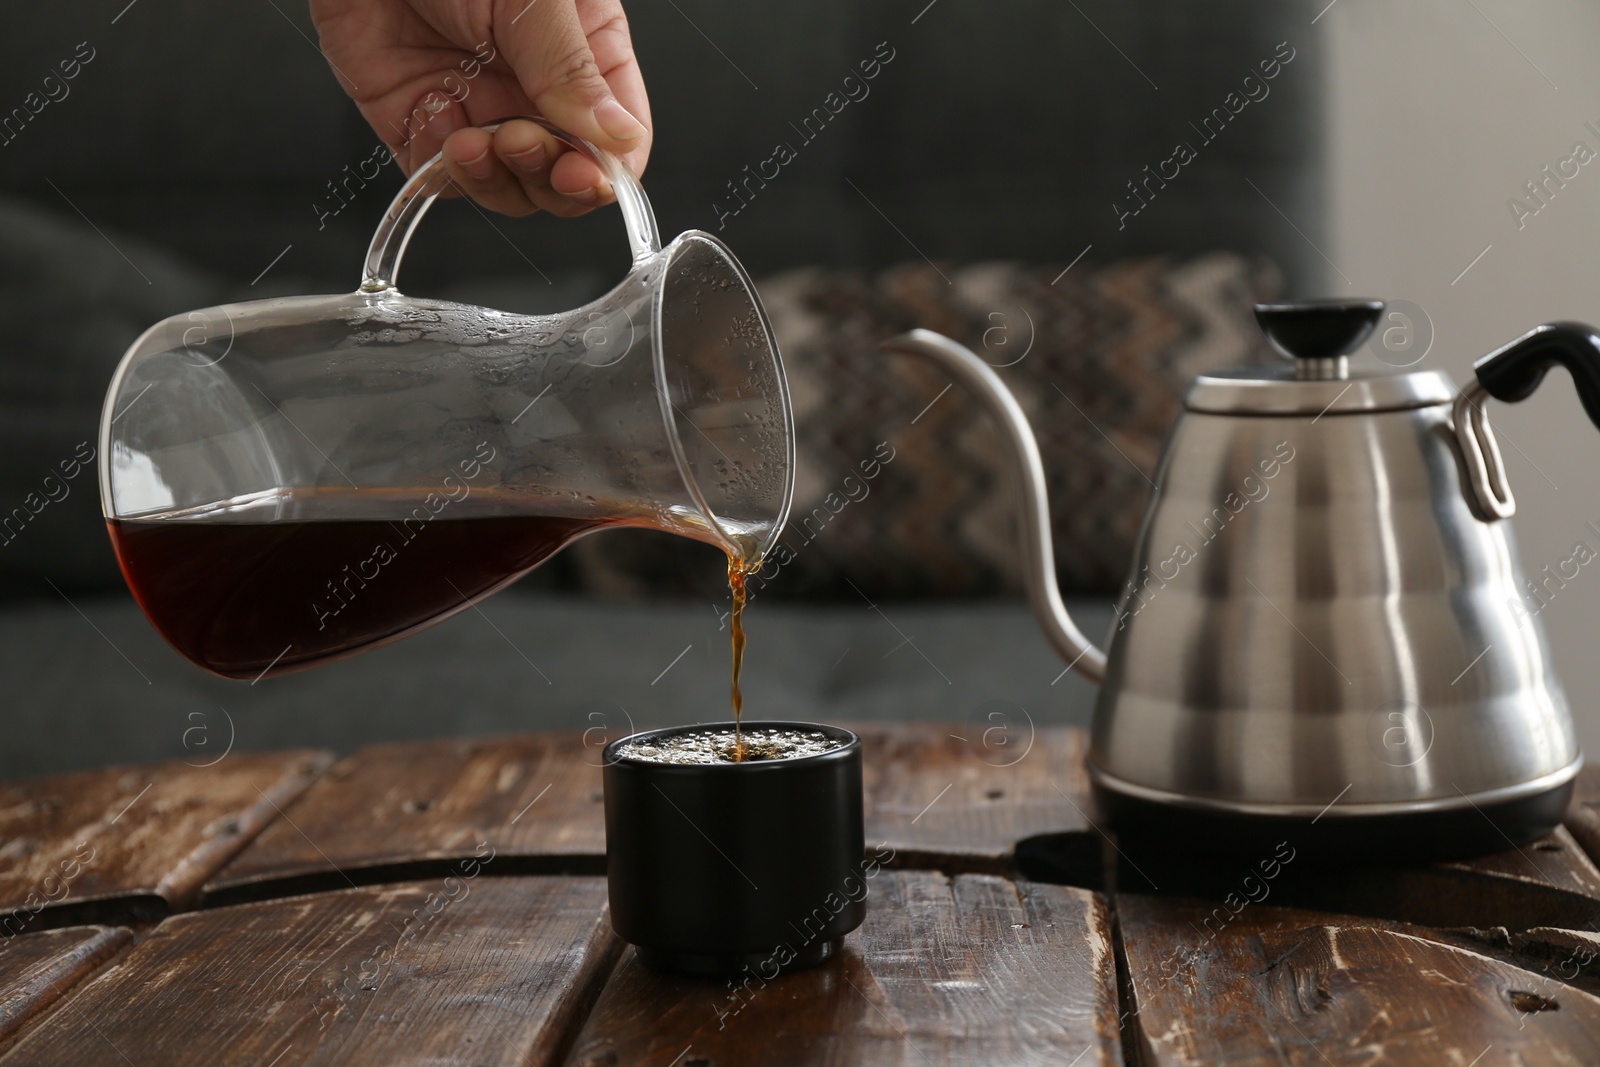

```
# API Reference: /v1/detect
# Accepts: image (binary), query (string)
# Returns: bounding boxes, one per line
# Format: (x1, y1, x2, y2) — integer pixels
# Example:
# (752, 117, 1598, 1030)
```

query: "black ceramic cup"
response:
(602, 721, 865, 978)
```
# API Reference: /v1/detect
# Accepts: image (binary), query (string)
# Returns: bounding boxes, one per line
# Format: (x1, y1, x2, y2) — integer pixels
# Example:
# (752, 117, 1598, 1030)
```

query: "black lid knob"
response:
(1254, 300, 1385, 361)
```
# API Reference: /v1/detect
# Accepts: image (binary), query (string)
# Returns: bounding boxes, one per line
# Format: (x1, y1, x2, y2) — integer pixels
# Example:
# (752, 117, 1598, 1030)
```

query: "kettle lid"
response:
(1185, 300, 1456, 415)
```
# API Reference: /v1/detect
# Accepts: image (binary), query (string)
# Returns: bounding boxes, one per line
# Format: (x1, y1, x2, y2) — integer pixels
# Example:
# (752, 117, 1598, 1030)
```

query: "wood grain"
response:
(1451, 824, 1600, 899)
(564, 872, 1121, 1067)
(0, 926, 130, 1048)
(205, 726, 1091, 902)
(10, 728, 1600, 1062)
(0, 877, 619, 1067)
(1118, 893, 1600, 1066)
(203, 733, 610, 903)
(1509, 925, 1600, 988)
(855, 724, 1089, 871)
(0, 750, 330, 927)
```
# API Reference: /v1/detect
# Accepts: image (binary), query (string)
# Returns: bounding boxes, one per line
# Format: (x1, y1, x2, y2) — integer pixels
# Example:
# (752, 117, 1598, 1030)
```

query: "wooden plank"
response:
(203, 733, 608, 902)
(1450, 824, 1600, 899)
(1267, 827, 1600, 933)
(205, 726, 1091, 902)
(1509, 926, 1600, 988)
(1564, 762, 1600, 865)
(856, 724, 1089, 871)
(0, 877, 618, 1066)
(0, 926, 130, 1047)
(563, 872, 1122, 1067)
(0, 750, 330, 926)
(1118, 893, 1600, 1066)
(1071, 824, 1600, 936)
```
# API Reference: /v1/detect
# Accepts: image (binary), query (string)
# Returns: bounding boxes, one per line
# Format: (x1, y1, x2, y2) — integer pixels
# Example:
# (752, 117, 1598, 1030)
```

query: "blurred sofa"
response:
(0, 0, 1324, 779)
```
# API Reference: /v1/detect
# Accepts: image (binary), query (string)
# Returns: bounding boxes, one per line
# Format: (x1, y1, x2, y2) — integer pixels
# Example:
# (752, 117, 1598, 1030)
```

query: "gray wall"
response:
(1323, 0, 1600, 758)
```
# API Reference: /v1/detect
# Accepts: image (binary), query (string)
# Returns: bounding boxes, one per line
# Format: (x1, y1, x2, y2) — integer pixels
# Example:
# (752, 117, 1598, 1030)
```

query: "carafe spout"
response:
(880, 330, 1107, 684)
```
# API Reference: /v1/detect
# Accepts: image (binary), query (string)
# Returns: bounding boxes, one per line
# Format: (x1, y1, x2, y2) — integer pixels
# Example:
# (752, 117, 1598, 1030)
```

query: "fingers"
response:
(494, 0, 650, 164)
(405, 89, 471, 177)
(311, 0, 652, 220)
(438, 120, 611, 218)
(581, 8, 653, 178)
(441, 126, 536, 217)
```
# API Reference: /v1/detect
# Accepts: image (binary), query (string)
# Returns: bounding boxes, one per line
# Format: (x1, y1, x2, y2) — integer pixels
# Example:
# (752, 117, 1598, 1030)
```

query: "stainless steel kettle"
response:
(886, 301, 1600, 858)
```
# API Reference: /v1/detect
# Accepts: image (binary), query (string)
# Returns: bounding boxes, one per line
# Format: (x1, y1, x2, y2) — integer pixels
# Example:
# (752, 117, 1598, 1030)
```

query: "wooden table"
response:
(4, 724, 1600, 1064)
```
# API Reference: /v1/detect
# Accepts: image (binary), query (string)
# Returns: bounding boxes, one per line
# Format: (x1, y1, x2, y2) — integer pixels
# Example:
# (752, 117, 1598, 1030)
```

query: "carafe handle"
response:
(359, 118, 663, 293)
(881, 330, 1108, 684)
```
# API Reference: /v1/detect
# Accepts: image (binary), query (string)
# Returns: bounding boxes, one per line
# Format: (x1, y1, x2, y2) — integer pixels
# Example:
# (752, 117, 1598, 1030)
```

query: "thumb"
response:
(495, 0, 647, 158)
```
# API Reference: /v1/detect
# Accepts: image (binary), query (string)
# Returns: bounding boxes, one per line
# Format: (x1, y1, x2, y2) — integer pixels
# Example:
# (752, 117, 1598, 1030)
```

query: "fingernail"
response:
(462, 147, 493, 180)
(566, 186, 598, 203)
(424, 92, 464, 138)
(506, 143, 546, 173)
(593, 98, 646, 143)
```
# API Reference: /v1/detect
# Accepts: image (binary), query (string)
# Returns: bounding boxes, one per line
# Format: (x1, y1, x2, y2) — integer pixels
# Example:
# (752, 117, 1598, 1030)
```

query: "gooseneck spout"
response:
(880, 330, 1107, 684)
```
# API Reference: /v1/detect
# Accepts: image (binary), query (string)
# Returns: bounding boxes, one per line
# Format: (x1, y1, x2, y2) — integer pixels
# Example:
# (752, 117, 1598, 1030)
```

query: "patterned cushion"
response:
(558, 252, 1281, 599)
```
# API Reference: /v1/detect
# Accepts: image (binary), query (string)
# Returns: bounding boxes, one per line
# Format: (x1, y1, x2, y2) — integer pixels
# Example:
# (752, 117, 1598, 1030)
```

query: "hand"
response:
(309, 0, 651, 217)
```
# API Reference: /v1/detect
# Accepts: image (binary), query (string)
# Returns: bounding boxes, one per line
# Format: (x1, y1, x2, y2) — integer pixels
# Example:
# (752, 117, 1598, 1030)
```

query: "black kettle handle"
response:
(1475, 321, 1600, 429)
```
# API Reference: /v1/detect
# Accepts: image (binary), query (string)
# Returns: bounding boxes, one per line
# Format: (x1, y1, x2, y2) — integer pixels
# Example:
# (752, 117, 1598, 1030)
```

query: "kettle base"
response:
(1092, 777, 1576, 868)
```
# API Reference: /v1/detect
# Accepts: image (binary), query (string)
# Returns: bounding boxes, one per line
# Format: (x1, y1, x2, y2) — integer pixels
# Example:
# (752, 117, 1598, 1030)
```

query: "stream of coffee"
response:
(726, 554, 756, 762)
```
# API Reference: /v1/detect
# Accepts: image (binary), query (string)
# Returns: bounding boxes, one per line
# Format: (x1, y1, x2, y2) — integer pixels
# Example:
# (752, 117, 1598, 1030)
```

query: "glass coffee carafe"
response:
(99, 120, 794, 681)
